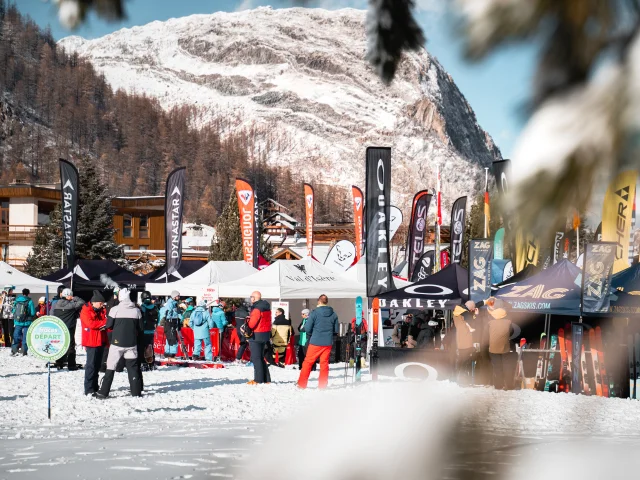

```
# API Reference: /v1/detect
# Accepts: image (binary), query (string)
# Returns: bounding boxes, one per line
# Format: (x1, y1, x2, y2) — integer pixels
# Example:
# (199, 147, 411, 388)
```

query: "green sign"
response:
(26, 316, 70, 362)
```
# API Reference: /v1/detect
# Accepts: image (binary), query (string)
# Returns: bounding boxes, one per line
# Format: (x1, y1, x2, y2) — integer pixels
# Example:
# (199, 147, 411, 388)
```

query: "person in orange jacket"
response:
(80, 290, 108, 395)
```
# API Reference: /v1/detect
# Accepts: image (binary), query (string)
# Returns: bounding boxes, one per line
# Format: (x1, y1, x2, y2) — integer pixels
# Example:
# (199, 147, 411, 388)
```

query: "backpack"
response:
(141, 305, 158, 331)
(191, 309, 205, 327)
(13, 299, 28, 323)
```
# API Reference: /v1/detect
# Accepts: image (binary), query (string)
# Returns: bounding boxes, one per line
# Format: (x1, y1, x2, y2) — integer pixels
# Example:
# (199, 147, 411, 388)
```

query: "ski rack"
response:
(515, 347, 560, 390)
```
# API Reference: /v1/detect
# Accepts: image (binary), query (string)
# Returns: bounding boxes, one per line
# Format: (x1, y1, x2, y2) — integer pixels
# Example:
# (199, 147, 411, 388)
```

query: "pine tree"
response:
(209, 191, 273, 262)
(209, 192, 243, 261)
(75, 157, 123, 259)
(24, 205, 64, 277)
(24, 158, 122, 277)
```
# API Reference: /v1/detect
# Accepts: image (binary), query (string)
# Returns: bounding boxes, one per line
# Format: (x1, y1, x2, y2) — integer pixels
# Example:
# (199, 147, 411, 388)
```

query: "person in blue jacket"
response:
(11, 288, 36, 356)
(210, 300, 228, 330)
(159, 291, 181, 357)
(191, 300, 214, 361)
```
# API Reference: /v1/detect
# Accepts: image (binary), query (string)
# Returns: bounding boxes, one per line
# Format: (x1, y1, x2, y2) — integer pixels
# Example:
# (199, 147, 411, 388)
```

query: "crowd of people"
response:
(1, 278, 520, 392)
(0, 283, 344, 394)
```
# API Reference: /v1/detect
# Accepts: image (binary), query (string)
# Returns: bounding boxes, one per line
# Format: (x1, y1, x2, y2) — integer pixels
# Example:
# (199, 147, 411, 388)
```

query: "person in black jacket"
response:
(94, 288, 143, 399)
(234, 304, 249, 363)
(53, 288, 85, 371)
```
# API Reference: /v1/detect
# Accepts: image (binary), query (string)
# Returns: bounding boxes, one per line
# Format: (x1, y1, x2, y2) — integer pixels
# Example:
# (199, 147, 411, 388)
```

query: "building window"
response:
(139, 214, 149, 238)
(139, 245, 148, 252)
(0, 199, 8, 226)
(123, 245, 132, 251)
(38, 201, 56, 226)
(123, 214, 133, 238)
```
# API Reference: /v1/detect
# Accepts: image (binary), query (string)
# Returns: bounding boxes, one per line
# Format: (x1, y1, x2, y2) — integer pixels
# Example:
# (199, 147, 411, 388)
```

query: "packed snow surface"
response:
(2, 349, 640, 479)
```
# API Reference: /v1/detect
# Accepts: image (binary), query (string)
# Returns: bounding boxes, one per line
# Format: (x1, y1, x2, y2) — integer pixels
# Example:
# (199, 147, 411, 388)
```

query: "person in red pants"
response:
(297, 294, 339, 389)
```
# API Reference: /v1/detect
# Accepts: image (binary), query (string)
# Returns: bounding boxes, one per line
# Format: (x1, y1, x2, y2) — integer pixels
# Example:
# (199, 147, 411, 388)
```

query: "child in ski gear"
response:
(192, 300, 214, 361)
(36, 297, 48, 318)
(271, 308, 292, 366)
(80, 290, 108, 395)
(297, 308, 311, 370)
(487, 298, 513, 390)
(139, 290, 158, 370)
(297, 294, 339, 389)
(10, 288, 36, 356)
(210, 300, 228, 330)
(247, 291, 272, 384)
(53, 288, 85, 370)
(182, 298, 195, 328)
(0, 286, 15, 348)
(94, 289, 144, 399)
(160, 290, 181, 357)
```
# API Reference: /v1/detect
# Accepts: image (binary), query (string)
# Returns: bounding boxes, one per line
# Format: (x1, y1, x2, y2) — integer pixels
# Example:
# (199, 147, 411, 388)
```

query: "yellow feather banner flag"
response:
(515, 228, 540, 273)
(602, 170, 638, 273)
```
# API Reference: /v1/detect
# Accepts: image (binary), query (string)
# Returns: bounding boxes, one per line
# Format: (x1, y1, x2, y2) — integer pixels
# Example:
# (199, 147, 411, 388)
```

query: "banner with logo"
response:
(407, 191, 432, 279)
(411, 250, 435, 282)
(515, 229, 540, 273)
(494, 227, 505, 260)
(450, 196, 467, 264)
(377, 263, 468, 310)
(235, 178, 257, 267)
(164, 167, 186, 276)
(303, 183, 314, 258)
(59, 159, 79, 269)
(351, 186, 364, 260)
(365, 147, 395, 297)
(469, 239, 493, 303)
(553, 231, 565, 264)
(324, 240, 356, 273)
(389, 205, 403, 242)
(602, 170, 637, 273)
(581, 242, 616, 314)
(441, 250, 450, 268)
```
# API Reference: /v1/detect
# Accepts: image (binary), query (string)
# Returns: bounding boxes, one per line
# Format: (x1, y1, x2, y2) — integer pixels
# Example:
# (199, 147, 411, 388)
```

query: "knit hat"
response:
(170, 290, 180, 299)
(301, 308, 310, 315)
(91, 290, 105, 303)
(62, 288, 73, 297)
(118, 288, 130, 302)
(38, 296, 45, 303)
(197, 299, 207, 307)
(185, 297, 194, 305)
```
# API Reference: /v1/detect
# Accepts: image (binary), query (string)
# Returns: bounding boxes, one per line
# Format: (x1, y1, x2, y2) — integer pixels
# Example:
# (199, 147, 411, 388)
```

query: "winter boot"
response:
(95, 369, 115, 398)
(126, 359, 142, 397)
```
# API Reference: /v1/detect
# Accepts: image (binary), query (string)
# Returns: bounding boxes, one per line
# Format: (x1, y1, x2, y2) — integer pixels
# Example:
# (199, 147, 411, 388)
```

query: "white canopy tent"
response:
(218, 257, 366, 300)
(0, 262, 61, 294)
(145, 261, 257, 297)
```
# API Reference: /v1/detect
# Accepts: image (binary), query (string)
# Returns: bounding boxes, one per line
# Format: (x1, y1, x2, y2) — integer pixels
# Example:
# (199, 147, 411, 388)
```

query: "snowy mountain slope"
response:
(59, 7, 502, 213)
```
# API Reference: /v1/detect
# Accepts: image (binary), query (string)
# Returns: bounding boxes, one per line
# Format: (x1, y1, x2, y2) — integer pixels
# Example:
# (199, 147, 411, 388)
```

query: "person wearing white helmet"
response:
(36, 297, 48, 318)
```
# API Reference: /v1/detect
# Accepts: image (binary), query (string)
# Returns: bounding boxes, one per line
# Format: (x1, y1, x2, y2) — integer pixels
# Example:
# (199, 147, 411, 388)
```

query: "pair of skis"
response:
(344, 296, 365, 384)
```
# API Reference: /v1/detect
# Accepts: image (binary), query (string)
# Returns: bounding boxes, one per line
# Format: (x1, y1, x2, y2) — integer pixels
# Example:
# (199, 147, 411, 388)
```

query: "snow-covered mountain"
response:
(59, 7, 501, 213)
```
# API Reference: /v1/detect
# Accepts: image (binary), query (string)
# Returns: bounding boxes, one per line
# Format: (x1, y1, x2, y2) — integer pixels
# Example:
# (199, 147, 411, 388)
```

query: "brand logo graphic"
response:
(63, 179, 75, 190)
(393, 362, 438, 381)
(306, 194, 313, 208)
(501, 284, 569, 300)
(592, 244, 613, 254)
(238, 190, 253, 206)
(416, 218, 426, 232)
(616, 186, 630, 201)
(404, 284, 454, 296)
(354, 197, 362, 211)
(454, 221, 463, 235)
(335, 244, 353, 263)
(294, 264, 307, 274)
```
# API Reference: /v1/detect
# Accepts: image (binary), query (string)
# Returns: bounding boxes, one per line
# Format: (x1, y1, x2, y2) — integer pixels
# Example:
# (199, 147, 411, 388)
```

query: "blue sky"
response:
(18, 0, 538, 158)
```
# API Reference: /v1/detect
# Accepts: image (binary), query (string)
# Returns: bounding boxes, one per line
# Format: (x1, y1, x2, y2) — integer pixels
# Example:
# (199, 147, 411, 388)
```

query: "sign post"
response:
(26, 316, 70, 420)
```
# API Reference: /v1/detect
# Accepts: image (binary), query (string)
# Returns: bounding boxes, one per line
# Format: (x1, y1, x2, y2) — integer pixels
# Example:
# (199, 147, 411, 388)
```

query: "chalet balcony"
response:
(0, 225, 44, 241)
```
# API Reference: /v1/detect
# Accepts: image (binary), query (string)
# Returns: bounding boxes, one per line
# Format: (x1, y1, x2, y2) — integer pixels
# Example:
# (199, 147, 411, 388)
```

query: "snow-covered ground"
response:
(2, 348, 640, 479)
